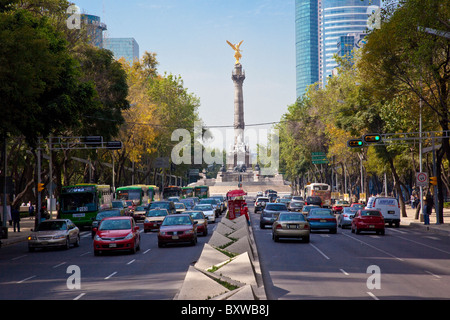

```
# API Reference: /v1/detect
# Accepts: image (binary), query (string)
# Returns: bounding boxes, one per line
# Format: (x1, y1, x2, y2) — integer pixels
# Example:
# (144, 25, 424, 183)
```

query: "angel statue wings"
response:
(226, 40, 244, 65)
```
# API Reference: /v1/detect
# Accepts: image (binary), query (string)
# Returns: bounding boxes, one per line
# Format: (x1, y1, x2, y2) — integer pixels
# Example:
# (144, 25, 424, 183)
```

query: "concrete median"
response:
(174, 215, 266, 300)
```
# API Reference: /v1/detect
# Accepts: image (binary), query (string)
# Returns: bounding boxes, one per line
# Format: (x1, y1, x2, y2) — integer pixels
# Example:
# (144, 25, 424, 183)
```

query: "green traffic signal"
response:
(347, 139, 363, 148)
(363, 134, 382, 143)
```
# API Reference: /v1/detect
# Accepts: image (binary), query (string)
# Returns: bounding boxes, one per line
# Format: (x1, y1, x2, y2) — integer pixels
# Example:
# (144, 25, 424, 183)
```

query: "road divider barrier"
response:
(175, 215, 266, 300)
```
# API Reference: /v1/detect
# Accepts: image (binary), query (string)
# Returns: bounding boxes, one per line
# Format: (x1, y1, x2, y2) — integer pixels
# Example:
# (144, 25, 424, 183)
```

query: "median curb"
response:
(174, 215, 266, 300)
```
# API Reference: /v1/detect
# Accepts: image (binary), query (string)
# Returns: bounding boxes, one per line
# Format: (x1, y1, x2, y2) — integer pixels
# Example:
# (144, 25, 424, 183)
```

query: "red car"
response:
(93, 216, 141, 255)
(351, 209, 385, 235)
(158, 214, 197, 247)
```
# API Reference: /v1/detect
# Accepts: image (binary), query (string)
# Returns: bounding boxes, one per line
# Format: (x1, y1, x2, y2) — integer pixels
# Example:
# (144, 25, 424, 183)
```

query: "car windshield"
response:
(37, 221, 67, 231)
(135, 206, 147, 211)
(257, 198, 269, 202)
(310, 209, 332, 216)
(194, 204, 212, 211)
(189, 211, 204, 219)
(175, 203, 185, 209)
(265, 204, 287, 211)
(111, 201, 125, 208)
(360, 210, 381, 216)
(343, 207, 356, 213)
(99, 219, 131, 230)
(147, 209, 168, 217)
(279, 214, 306, 222)
(149, 202, 170, 210)
(162, 216, 192, 226)
(290, 202, 302, 207)
(96, 211, 121, 220)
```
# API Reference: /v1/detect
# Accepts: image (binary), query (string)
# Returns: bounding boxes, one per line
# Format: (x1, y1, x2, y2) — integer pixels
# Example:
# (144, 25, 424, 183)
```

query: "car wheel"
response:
(272, 233, 279, 242)
(64, 237, 70, 250)
(74, 235, 80, 247)
(351, 225, 355, 233)
(260, 223, 264, 229)
(302, 236, 310, 243)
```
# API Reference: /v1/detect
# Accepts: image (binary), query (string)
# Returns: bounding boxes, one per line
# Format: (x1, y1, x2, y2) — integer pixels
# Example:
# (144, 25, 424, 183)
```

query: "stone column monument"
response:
(226, 40, 250, 171)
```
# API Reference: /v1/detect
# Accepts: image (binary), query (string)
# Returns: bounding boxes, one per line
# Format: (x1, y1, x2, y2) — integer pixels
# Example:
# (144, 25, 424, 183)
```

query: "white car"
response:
(365, 197, 400, 227)
(193, 204, 216, 223)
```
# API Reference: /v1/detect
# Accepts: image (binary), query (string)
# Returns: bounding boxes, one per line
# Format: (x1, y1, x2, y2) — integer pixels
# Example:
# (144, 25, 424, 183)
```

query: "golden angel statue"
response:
(226, 40, 244, 64)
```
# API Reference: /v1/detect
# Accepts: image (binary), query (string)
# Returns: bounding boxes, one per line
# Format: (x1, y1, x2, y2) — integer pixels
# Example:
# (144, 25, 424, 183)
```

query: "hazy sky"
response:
(72, 0, 296, 138)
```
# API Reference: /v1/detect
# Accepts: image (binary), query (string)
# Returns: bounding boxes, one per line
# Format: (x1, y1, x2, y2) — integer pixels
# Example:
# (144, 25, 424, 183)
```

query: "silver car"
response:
(337, 207, 357, 229)
(28, 219, 80, 252)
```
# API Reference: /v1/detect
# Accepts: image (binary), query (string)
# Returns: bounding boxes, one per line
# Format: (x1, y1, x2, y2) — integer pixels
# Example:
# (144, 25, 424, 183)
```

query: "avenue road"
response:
(1, 200, 450, 300)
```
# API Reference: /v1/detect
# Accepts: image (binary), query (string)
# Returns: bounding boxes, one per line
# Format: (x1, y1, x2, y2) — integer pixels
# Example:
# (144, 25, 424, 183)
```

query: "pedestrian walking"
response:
(424, 192, 433, 225)
(11, 205, 20, 232)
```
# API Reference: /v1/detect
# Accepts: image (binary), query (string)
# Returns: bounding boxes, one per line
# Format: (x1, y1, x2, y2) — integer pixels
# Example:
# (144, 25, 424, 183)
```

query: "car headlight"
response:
(185, 229, 194, 235)
(28, 234, 37, 241)
(159, 231, 166, 236)
(53, 234, 66, 240)
(124, 232, 134, 240)
(94, 234, 102, 241)
(144, 218, 150, 223)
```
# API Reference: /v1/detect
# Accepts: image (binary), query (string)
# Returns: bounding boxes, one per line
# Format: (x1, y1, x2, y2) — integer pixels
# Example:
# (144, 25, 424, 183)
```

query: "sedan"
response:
(193, 204, 216, 223)
(187, 210, 208, 236)
(28, 219, 80, 252)
(144, 209, 169, 232)
(337, 207, 357, 229)
(351, 209, 385, 235)
(332, 200, 350, 214)
(158, 214, 198, 247)
(260, 203, 289, 229)
(288, 201, 304, 212)
(133, 205, 148, 221)
(93, 216, 141, 255)
(91, 209, 122, 238)
(307, 208, 337, 234)
(272, 212, 310, 243)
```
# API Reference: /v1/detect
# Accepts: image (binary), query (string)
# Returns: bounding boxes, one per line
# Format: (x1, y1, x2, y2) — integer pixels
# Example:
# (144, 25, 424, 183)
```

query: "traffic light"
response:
(363, 134, 382, 143)
(37, 183, 45, 192)
(347, 139, 363, 148)
(430, 176, 437, 186)
(106, 141, 122, 150)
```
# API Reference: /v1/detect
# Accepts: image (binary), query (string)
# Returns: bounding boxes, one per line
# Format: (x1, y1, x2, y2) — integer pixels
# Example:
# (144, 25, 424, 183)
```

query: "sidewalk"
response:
(0, 216, 35, 247)
(401, 206, 450, 236)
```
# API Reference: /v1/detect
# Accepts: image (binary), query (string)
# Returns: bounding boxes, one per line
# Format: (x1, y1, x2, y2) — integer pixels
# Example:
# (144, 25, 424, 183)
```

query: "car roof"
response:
(101, 216, 132, 221)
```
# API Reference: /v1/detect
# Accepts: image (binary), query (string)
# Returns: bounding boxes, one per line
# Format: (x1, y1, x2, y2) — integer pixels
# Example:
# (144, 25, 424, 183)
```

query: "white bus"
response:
(304, 183, 331, 208)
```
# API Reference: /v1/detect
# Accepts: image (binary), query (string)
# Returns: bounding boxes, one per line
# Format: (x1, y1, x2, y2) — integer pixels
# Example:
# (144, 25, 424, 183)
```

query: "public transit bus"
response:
(147, 185, 160, 202)
(59, 184, 112, 228)
(115, 185, 149, 205)
(162, 186, 182, 199)
(181, 186, 194, 199)
(194, 185, 209, 199)
(304, 183, 331, 208)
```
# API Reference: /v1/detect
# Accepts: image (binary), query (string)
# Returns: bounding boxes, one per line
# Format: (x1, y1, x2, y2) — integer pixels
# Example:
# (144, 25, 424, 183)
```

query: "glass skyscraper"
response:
(295, 0, 319, 98)
(295, 0, 381, 97)
(103, 38, 140, 63)
(321, 0, 380, 84)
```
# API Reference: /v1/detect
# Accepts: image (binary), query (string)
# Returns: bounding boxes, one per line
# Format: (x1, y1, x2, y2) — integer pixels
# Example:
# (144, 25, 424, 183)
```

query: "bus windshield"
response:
(60, 193, 95, 212)
(117, 189, 141, 201)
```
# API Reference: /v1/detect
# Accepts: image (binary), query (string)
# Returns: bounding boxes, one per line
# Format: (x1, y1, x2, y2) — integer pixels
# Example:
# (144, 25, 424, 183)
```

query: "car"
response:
(307, 208, 337, 233)
(133, 205, 148, 221)
(211, 196, 226, 213)
(350, 203, 364, 210)
(365, 197, 400, 227)
(148, 201, 176, 215)
(337, 207, 357, 229)
(144, 209, 169, 232)
(180, 198, 195, 210)
(260, 203, 289, 229)
(301, 204, 319, 216)
(193, 204, 216, 223)
(111, 200, 128, 215)
(305, 196, 322, 207)
(158, 214, 198, 247)
(199, 198, 221, 217)
(28, 219, 80, 252)
(254, 197, 269, 213)
(174, 202, 187, 214)
(93, 216, 141, 255)
(272, 212, 310, 243)
(277, 198, 291, 206)
(288, 201, 304, 212)
(351, 209, 385, 235)
(91, 209, 122, 238)
(292, 196, 304, 202)
(187, 210, 208, 236)
(332, 200, 350, 214)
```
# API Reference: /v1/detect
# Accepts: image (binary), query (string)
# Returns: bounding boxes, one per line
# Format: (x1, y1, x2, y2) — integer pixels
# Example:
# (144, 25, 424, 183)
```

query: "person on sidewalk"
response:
(11, 205, 20, 232)
(424, 193, 433, 225)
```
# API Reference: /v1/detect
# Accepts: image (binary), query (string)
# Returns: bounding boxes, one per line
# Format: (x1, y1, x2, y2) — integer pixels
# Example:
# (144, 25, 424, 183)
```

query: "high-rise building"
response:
(295, 0, 380, 97)
(295, 0, 319, 98)
(103, 38, 140, 63)
(82, 14, 107, 48)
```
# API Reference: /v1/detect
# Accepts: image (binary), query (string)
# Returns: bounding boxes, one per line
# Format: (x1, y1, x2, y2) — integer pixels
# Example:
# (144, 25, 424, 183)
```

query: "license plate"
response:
(172, 236, 179, 240)
(109, 243, 117, 248)
(287, 224, 298, 229)
(388, 211, 395, 214)
(73, 213, 85, 218)
(320, 219, 326, 222)
(369, 225, 375, 228)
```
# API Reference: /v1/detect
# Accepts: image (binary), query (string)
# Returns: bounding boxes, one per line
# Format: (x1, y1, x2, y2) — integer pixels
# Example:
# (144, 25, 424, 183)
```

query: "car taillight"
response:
(276, 224, 282, 229)
(303, 224, 309, 229)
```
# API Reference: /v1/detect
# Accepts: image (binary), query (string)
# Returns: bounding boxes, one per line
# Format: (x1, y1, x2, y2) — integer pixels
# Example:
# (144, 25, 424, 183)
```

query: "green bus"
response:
(116, 185, 149, 205)
(194, 185, 209, 199)
(181, 186, 194, 199)
(59, 184, 112, 228)
(163, 186, 182, 199)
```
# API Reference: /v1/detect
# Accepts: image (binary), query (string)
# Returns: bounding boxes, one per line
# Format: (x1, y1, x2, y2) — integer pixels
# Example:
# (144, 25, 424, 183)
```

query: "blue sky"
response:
(73, 0, 295, 141)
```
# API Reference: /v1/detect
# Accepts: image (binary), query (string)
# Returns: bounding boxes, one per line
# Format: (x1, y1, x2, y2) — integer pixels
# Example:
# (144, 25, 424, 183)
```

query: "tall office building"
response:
(82, 14, 107, 48)
(103, 38, 140, 63)
(295, 0, 380, 97)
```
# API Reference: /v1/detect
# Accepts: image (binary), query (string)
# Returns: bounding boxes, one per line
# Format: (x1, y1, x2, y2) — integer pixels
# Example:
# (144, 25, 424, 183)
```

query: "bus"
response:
(163, 186, 182, 199)
(304, 183, 331, 208)
(147, 185, 160, 202)
(181, 186, 194, 199)
(194, 185, 209, 199)
(59, 184, 112, 228)
(115, 185, 149, 205)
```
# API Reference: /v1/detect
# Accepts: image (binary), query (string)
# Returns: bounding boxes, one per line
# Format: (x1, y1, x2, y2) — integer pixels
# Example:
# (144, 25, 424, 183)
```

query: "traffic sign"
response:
(311, 152, 328, 164)
(416, 172, 428, 187)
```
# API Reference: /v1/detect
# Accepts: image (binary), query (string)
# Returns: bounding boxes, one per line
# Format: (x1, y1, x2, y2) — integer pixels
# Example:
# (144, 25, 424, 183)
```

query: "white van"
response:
(365, 197, 400, 228)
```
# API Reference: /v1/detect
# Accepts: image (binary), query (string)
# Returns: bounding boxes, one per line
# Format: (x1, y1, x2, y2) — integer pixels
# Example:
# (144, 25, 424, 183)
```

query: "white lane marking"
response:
(367, 292, 379, 300)
(73, 293, 86, 300)
(425, 270, 442, 279)
(53, 262, 67, 269)
(340, 269, 349, 276)
(17, 275, 36, 284)
(104, 272, 117, 280)
(343, 233, 404, 261)
(127, 259, 136, 265)
(11, 255, 27, 261)
(309, 243, 330, 260)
